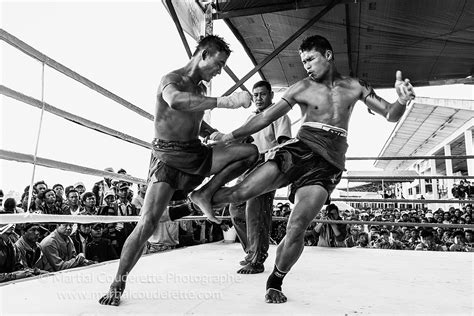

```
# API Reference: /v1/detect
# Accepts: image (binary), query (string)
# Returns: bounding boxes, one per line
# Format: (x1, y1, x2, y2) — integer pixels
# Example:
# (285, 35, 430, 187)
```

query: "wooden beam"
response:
(213, 0, 352, 20)
(165, 0, 193, 58)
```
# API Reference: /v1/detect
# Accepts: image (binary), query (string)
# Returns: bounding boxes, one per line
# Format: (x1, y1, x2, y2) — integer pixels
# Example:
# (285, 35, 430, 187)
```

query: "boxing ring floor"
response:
(1, 242, 472, 315)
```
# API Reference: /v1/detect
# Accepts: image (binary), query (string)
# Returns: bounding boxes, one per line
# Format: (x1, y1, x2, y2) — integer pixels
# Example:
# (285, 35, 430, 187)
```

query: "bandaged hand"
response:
(395, 70, 415, 105)
(217, 91, 252, 109)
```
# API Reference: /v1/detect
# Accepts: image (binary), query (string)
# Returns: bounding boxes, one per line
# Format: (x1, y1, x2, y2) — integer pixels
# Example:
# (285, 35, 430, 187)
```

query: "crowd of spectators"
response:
(301, 203, 473, 252)
(0, 168, 227, 283)
(1, 173, 473, 283)
(451, 180, 474, 200)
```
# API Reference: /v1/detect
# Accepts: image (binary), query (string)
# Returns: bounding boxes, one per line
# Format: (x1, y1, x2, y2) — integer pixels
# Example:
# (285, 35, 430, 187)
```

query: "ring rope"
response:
(279, 197, 474, 204)
(26, 63, 47, 213)
(0, 149, 147, 185)
(0, 29, 154, 121)
(1, 214, 473, 230)
(0, 85, 152, 150)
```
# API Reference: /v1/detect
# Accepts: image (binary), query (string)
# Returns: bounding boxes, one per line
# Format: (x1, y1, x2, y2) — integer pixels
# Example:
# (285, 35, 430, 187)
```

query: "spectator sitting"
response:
(1, 223, 20, 244)
(146, 207, 180, 253)
(374, 230, 391, 249)
(102, 223, 126, 256)
(85, 223, 118, 262)
(1, 223, 42, 282)
(314, 204, 347, 247)
(355, 232, 370, 248)
(71, 223, 93, 255)
(15, 223, 47, 271)
(344, 225, 360, 248)
(39, 223, 94, 272)
(449, 231, 468, 252)
(465, 230, 474, 248)
(388, 230, 405, 250)
(415, 229, 444, 251)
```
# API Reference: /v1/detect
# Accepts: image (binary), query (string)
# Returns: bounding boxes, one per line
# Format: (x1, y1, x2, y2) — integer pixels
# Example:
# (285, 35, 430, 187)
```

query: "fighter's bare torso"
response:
(155, 69, 206, 141)
(288, 75, 364, 131)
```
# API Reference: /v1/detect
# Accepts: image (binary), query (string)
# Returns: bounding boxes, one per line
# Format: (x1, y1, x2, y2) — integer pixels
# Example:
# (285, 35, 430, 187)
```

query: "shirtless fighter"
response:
(191, 35, 415, 303)
(99, 35, 258, 306)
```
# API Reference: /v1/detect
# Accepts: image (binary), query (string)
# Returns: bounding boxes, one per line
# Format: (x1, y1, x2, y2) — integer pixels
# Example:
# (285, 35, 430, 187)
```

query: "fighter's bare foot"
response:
(189, 191, 221, 224)
(99, 285, 124, 306)
(265, 288, 287, 303)
(237, 263, 264, 274)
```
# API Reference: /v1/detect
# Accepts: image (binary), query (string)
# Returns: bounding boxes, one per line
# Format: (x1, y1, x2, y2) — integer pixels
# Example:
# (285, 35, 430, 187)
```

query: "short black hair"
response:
(252, 80, 272, 92)
(193, 34, 231, 57)
(299, 35, 334, 59)
(33, 180, 47, 189)
(53, 183, 64, 190)
(420, 229, 434, 238)
(66, 189, 79, 198)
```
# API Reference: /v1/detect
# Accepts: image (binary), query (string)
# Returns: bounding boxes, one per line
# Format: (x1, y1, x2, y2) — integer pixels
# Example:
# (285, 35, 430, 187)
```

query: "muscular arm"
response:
(230, 84, 299, 140)
(359, 79, 406, 122)
(161, 73, 217, 112)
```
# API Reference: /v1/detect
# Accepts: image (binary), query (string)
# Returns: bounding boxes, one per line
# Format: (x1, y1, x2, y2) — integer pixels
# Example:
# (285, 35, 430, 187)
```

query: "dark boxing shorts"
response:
(266, 138, 343, 203)
(148, 139, 213, 198)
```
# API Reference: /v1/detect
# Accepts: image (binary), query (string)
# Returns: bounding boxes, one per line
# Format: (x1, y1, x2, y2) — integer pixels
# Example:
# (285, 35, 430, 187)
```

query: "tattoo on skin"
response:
(359, 79, 379, 114)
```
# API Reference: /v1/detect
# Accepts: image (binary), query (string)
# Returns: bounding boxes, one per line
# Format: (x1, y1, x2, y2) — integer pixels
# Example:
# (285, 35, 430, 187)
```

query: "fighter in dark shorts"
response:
(193, 35, 415, 303)
(99, 35, 258, 306)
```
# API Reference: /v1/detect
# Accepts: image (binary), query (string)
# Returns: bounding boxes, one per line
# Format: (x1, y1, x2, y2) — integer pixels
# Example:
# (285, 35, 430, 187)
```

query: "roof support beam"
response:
(213, 0, 351, 20)
(222, 0, 341, 96)
(344, 3, 354, 76)
(164, 1, 249, 93)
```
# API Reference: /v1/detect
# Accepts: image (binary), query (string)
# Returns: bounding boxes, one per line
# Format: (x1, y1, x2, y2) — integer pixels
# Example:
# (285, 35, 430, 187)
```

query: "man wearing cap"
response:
(93, 167, 115, 207)
(74, 182, 86, 196)
(116, 183, 138, 237)
(99, 190, 118, 216)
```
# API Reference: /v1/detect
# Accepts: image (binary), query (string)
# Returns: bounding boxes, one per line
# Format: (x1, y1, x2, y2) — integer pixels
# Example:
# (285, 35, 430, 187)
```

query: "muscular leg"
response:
(99, 182, 175, 306)
(212, 161, 288, 206)
(265, 185, 328, 304)
(190, 143, 258, 223)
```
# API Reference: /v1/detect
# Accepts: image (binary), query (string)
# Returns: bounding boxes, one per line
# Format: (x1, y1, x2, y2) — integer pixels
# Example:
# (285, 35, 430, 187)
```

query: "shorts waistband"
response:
(152, 138, 201, 146)
(301, 122, 347, 137)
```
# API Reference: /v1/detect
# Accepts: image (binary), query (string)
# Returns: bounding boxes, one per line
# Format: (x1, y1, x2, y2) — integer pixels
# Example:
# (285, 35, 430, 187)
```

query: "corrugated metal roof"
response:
(375, 97, 474, 171)
(212, 0, 474, 89)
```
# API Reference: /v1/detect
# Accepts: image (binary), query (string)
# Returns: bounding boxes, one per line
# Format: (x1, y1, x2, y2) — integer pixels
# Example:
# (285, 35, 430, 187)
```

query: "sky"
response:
(1, 1, 473, 200)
